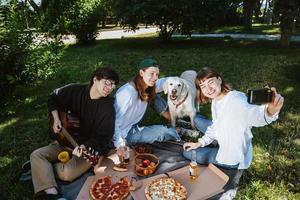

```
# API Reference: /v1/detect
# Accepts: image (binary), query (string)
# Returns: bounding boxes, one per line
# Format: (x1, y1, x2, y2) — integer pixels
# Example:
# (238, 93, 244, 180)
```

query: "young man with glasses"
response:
(30, 67, 119, 199)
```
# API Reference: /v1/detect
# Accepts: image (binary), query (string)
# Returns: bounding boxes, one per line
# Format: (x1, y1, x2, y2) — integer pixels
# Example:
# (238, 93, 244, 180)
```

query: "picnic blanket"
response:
(21, 141, 243, 200)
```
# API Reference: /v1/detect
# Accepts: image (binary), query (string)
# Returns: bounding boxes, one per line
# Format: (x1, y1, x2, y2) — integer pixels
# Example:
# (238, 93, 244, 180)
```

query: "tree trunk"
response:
(102, 20, 106, 28)
(28, 0, 40, 14)
(270, 0, 275, 25)
(159, 23, 172, 41)
(280, 17, 294, 47)
(278, 0, 298, 47)
(262, 0, 268, 23)
(280, 32, 291, 47)
(244, 0, 255, 31)
(254, 0, 262, 22)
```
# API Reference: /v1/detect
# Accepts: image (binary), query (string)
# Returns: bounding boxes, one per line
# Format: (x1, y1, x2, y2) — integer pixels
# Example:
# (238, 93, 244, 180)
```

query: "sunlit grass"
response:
(287, 113, 300, 122)
(284, 86, 294, 94)
(202, 23, 300, 35)
(128, 32, 158, 38)
(0, 156, 13, 168)
(0, 118, 18, 132)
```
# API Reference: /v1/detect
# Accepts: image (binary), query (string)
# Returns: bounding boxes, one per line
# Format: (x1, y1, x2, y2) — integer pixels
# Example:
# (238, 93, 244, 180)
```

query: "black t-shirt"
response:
(48, 83, 115, 155)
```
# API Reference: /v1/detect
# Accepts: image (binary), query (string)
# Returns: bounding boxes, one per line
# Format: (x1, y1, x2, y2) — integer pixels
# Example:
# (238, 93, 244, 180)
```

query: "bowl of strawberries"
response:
(134, 153, 159, 176)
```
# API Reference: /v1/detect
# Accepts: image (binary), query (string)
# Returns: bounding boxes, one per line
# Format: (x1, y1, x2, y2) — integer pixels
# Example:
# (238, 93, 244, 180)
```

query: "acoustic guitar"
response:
(50, 110, 100, 166)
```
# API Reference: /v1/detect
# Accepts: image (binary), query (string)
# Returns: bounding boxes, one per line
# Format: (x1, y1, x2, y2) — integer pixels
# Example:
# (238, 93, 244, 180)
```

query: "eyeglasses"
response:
(104, 79, 116, 89)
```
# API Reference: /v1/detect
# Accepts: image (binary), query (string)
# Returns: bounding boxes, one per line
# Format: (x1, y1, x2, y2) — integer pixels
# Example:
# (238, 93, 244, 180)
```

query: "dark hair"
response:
(195, 67, 230, 104)
(133, 69, 156, 102)
(90, 67, 119, 87)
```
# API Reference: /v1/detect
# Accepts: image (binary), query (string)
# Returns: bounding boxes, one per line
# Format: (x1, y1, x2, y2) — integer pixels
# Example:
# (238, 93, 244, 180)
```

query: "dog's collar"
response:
(173, 93, 188, 108)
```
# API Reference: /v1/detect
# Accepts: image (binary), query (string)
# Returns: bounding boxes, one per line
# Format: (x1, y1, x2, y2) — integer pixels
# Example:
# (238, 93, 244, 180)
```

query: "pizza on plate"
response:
(145, 177, 187, 200)
(89, 176, 130, 200)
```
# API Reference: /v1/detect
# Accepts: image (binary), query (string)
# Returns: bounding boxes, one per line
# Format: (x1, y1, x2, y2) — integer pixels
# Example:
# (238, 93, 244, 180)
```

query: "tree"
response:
(38, 0, 109, 43)
(243, 0, 257, 30)
(0, 0, 62, 98)
(274, 0, 300, 47)
(111, 0, 242, 41)
(67, 0, 104, 42)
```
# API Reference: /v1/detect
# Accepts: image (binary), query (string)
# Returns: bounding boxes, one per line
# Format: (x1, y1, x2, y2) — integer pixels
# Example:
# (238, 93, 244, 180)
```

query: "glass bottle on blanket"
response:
(189, 150, 199, 180)
(118, 140, 130, 165)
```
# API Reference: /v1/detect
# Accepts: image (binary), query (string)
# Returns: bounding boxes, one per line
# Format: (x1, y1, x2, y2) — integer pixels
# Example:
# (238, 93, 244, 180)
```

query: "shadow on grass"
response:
(0, 90, 52, 199)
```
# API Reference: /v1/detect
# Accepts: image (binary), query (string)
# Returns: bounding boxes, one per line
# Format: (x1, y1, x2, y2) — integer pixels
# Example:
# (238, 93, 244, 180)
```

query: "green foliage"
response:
(40, 0, 109, 43)
(24, 39, 64, 81)
(111, 0, 243, 41)
(0, 1, 33, 91)
(39, 0, 76, 36)
(69, 0, 106, 43)
(0, 1, 63, 99)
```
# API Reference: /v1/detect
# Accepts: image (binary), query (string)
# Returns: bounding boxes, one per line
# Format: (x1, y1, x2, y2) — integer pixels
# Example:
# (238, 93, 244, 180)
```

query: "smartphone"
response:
(247, 88, 273, 104)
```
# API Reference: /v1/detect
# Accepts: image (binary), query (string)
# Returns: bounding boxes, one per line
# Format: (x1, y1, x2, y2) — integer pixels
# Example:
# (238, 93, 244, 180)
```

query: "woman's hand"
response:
(267, 87, 284, 116)
(183, 142, 202, 151)
(116, 146, 126, 157)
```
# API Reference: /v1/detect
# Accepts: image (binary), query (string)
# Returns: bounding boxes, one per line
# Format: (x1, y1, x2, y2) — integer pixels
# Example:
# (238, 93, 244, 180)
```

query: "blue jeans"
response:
(126, 95, 181, 145)
(183, 148, 238, 169)
(193, 114, 212, 133)
(126, 125, 181, 145)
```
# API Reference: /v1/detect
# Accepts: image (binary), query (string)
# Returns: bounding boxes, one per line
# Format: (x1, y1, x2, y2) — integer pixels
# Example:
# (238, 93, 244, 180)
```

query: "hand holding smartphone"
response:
(247, 88, 274, 104)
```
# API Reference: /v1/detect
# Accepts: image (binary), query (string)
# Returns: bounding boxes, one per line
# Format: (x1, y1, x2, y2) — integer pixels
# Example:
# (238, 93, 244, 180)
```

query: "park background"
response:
(0, 0, 299, 199)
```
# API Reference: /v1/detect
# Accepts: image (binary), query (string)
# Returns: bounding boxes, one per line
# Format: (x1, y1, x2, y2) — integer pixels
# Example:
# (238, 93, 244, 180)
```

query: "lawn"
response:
(1, 36, 300, 199)
(197, 23, 300, 35)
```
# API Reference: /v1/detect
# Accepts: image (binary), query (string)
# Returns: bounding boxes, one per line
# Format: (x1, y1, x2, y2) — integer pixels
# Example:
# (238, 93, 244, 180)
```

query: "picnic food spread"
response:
(89, 176, 129, 200)
(135, 153, 159, 176)
(145, 177, 187, 200)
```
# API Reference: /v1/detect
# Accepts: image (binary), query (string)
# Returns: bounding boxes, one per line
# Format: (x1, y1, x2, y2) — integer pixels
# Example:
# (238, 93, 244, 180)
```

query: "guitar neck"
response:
(60, 127, 101, 166)
(60, 127, 79, 148)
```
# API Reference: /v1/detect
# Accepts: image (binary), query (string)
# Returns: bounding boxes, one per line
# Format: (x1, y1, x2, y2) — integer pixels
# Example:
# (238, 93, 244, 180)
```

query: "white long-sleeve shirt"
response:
(113, 78, 166, 148)
(198, 91, 278, 169)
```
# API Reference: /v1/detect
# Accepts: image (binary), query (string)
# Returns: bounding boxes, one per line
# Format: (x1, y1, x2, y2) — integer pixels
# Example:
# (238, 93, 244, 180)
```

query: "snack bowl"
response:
(134, 144, 152, 155)
(135, 153, 159, 176)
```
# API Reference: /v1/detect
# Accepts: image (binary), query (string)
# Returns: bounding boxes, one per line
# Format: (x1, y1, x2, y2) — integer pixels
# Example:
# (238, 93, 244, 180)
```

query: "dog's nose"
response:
(171, 89, 177, 94)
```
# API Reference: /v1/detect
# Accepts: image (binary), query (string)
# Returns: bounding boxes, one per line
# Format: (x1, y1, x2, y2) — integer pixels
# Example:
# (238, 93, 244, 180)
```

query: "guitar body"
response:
(49, 110, 101, 166)
(49, 110, 79, 148)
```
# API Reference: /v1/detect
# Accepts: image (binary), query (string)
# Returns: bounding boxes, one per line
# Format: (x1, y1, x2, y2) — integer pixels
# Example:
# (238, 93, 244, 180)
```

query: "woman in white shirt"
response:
(113, 58, 182, 154)
(183, 67, 284, 169)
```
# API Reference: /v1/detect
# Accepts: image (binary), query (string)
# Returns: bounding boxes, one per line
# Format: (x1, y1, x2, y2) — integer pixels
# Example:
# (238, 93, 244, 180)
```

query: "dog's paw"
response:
(180, 128, 199, 138)
(176, 119, 192, 129)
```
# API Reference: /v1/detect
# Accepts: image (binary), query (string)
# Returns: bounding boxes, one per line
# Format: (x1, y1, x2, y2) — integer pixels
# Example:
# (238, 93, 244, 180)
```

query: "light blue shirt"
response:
(113, 78, 166, 148)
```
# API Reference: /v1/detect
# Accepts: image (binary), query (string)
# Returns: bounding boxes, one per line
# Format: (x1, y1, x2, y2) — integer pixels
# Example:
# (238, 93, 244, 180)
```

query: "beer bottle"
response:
(189, 150, 199, 180)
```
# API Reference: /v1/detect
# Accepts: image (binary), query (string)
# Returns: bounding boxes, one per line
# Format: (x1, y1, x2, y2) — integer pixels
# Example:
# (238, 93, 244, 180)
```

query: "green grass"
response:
(1, 36, 300, 199)
(196, 23, 300, 35)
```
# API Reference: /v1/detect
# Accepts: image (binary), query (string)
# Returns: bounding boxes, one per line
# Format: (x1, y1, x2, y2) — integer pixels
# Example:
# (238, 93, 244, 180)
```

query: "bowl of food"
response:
(134, 144, 152, 155)
(135, 153, 159, 176)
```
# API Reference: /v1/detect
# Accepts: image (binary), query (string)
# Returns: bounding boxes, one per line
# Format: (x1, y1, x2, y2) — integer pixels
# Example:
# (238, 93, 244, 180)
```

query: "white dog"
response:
(163, 70, 197, 129)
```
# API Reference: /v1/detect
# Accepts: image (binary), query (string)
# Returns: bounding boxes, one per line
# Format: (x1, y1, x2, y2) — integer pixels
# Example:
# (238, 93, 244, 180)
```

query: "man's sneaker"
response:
(180, 128, 200, 138)
(176, 119, 192, 129)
